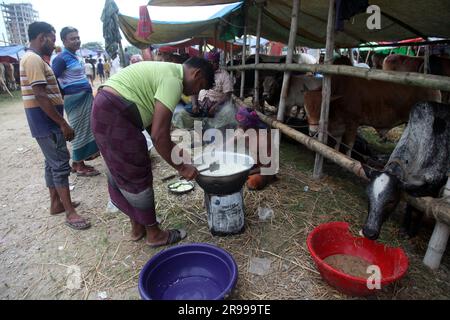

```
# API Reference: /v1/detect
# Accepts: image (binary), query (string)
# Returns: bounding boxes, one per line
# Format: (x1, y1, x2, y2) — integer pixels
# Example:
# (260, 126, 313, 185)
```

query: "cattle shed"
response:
(124, 1, 450, 270)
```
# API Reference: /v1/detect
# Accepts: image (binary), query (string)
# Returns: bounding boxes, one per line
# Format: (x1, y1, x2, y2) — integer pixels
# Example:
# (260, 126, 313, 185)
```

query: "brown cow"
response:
(383, 54, 450, 75)
(384, 54, 450, 103)
(303, 75, 441, 156)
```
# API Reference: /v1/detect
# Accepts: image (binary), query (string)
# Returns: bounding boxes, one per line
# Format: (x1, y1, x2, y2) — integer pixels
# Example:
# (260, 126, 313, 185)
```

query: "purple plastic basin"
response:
(139, 243, 238, 300)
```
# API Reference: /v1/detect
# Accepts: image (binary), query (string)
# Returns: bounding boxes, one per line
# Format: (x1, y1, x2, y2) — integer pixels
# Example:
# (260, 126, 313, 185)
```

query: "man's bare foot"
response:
(130, 220, 146, 242)
(50, 201, 81, 215)
(65, 212, 91, 230)
(146, 229, 187, 248)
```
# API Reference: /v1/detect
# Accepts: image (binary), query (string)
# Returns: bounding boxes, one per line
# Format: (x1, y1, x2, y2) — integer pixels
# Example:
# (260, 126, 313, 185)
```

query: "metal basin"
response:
(194, 151, 255, 195)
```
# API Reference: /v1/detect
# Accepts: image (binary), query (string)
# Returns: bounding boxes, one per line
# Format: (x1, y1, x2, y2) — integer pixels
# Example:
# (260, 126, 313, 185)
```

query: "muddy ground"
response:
(0, 91, 449, 300)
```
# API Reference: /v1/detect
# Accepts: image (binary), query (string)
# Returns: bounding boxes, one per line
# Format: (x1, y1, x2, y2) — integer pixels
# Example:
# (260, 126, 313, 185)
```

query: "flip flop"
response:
(76, 169, 101, 177)
(51, 201, 81, 215)
(65, 218, 91, 230)
(147, 229, 187, 248)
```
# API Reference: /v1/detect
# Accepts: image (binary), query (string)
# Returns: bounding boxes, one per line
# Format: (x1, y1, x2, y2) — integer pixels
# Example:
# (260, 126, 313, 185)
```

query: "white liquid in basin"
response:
(201, 163, 250, 177)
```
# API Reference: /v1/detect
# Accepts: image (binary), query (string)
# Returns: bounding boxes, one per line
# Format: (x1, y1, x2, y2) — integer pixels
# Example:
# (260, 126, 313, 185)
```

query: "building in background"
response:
(1, 2, 39, 45)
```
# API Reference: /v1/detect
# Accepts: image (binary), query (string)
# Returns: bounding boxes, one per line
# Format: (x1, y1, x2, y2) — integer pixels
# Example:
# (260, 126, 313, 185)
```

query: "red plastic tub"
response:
(307, 222, 409, 297)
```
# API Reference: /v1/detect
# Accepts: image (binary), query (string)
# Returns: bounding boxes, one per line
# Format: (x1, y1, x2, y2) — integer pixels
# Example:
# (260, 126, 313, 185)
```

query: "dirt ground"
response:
(1, 91, 449, 300)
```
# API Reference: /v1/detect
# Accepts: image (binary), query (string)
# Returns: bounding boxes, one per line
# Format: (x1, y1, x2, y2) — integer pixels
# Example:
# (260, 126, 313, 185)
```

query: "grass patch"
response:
(359, 126, 397, 154)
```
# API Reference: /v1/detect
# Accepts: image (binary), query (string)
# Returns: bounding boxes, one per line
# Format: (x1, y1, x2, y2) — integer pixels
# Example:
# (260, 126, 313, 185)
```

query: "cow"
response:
(371, 53, 388, 69)
(232, 54, 287, 100)
(383, 54, 450, 75)
(234, 54, 317, 109)
(362, 101, 450, 240)
(0, 63, 13, 97)
(303, 75, 441, 156)
(384, 54, 450, 103)
(262, 74, 323, 118)
(3, 63, 17, 91)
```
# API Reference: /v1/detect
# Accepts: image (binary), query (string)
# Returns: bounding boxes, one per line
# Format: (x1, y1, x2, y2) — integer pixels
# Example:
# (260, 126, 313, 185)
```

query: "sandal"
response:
(147, 229, 187, 248)
(75, 168, 101, 177)
(65, 218, 91, 230)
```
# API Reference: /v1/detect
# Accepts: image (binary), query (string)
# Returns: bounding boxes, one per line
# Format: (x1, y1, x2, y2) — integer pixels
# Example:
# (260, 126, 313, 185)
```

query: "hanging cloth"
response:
(335, 0, 369, 31)
(136, 6, 153, 39)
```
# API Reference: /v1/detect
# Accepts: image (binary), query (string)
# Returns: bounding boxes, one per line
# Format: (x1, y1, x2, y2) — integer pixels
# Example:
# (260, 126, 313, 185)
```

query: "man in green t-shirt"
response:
(92, 57, 214, 247)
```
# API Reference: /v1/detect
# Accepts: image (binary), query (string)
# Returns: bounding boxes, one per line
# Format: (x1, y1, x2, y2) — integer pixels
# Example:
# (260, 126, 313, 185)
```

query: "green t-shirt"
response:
(104, 62, 184, 128)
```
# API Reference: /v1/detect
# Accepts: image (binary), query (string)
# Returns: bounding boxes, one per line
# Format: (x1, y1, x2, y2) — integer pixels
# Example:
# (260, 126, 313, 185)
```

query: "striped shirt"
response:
(52, 48, 92, 95)
(20, 50, 65, 138)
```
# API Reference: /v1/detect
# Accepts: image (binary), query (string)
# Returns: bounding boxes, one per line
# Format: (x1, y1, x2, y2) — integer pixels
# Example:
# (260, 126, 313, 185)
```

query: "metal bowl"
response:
(194, 151, 255, 195)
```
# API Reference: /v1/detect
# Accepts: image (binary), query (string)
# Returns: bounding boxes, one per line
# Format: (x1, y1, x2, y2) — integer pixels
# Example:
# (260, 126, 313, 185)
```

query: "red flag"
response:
(136, 6, 153, 39)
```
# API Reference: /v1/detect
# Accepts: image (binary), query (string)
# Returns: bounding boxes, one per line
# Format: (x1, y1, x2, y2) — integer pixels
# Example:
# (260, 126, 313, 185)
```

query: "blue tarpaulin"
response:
(0, 45, 26, 62)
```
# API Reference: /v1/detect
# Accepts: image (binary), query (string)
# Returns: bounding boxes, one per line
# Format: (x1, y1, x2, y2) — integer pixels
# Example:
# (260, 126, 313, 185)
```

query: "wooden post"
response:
(254, 2, 263, 109)
(424, 45, 430, 74)
(277, 0, 300, 121)
(365, 49, 372, 64)
(423, 177, 450, 270)
(240, 4, 248, 99)
(118, 41, 125, 68)
(230, 40, 234, 79)
(313, 0, 336, 180)
(199, 38, 203, 57)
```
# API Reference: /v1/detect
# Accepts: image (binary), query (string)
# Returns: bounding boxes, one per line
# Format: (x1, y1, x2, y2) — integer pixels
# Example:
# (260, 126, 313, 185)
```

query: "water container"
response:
(205, 190, 245, 236)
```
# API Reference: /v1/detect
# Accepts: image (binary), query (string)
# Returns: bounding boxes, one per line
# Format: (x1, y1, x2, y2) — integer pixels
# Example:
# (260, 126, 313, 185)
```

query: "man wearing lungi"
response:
(20, 22, 91, 230)
(92, 58, 214, 247)
(52, 27, 100, 177)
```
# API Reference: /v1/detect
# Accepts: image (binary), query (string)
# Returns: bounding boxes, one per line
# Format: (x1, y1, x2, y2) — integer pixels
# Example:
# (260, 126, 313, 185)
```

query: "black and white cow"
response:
(363, 101, 450, 240)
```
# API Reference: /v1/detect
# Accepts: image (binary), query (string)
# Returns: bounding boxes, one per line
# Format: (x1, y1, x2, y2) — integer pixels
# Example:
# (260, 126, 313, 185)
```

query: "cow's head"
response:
(262, 76, 280, 105)
(303, 91, 321, 136)
(303, 91, 342, 137)
(362, 164, 403, 240)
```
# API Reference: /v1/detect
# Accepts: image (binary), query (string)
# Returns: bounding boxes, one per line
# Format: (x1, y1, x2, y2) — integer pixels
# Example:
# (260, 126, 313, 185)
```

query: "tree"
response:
(82, 42, 104, 51)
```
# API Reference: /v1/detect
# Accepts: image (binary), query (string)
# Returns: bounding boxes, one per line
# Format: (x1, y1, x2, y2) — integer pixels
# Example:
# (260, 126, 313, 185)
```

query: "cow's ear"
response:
(363, 165, 382, 180)
(330, 95, 343, 103)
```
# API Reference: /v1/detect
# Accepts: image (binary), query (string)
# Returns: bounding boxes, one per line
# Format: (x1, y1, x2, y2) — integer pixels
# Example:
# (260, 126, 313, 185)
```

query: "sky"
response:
(0, 0, 236, 47)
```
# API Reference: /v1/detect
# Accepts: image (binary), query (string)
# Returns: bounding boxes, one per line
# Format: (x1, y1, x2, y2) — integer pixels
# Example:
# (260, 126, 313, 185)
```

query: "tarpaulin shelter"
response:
(146, 0, 450, 48)
(118, 2, 244, 48)
(0, 45, 25, 63)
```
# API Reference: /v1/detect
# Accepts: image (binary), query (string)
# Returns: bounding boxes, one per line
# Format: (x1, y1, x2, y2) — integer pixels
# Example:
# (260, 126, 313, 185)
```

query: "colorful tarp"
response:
(142, 0, 450, 48)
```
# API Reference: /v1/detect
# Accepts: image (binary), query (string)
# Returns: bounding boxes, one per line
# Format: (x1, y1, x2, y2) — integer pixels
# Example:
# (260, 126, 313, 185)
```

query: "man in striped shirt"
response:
(20, 21, 91, 230)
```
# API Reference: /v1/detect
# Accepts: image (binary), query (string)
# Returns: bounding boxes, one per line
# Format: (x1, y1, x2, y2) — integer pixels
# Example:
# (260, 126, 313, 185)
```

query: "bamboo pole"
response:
(230, 40, 234, 79)
(232, 95, 369, 180)
(424, 45, 430, 74)
(225, 63, 450, 92)
(277, 0, 300, 122)
(313, 0, 335, 180)
(421, 178, 450, 270)
(240, 4, 248, 99)
(254, 3, 263, 109)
